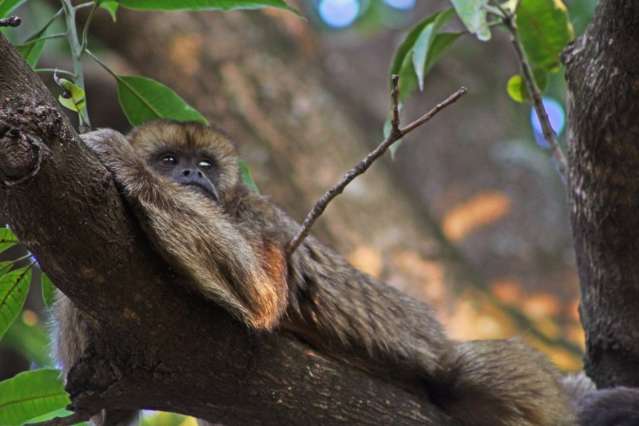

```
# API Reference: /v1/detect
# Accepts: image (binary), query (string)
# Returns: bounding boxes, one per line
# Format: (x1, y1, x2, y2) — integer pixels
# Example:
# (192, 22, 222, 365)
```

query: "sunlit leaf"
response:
(412, 9, 455, 91)
(41, 273, 56, 307)
(116, 0, 298, 14)
(56, 78, 86, 113)
(99, 0, 119, 21)
(239, 160, 260, 194)
(516, 0, 574, 71)
(0, 0, 26, 18)
(116, 75, 208, 126)
(398, 32, 462, 100)
(0, 227, 17, 254)
(506, 70, 547, 103)
(450, 0, 491, 41)
(0, 266, 31, 339)
(0, 369, 70, 426)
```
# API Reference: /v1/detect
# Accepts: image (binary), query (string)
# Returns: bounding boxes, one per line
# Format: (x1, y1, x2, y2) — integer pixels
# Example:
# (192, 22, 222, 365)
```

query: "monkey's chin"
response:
(184, 183, 219, 202)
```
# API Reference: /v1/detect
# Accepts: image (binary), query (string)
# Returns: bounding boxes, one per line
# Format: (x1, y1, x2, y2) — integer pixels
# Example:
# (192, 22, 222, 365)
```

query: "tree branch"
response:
(499, 8, 568, 180)
(286, 83, 467, 256)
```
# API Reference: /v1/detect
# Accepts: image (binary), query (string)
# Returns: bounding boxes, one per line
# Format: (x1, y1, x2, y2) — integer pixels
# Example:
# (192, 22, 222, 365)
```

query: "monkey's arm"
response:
(81, 129, 287, 329)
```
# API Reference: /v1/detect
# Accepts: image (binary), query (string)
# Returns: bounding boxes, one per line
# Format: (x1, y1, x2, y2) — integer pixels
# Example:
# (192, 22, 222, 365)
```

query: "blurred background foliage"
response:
(1, 0, 597, 423)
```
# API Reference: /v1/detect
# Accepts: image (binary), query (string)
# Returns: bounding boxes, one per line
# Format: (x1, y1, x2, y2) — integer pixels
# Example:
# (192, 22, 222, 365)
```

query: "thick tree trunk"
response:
(564, 0, 639, 388)
(0, 33, 453, 424)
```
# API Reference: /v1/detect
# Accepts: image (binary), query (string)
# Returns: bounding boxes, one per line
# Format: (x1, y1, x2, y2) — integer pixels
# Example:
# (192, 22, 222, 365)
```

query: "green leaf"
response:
(516, 0, 574, 71)
(0, 266, 31, 339)
(0, 261, 12, 276)
(116, 0, 298, 14)
(0, 227, 17, 254)
(239, 160, 260, 194)
(0, 369, 70, 426)
(99, 1, 119, 21)
(450, 0, 491, 41)
(0, 0, 26, 18)
(398, 32, 462, 101)
(56, 78, 86, 113)
(116, 75, 208, 126)
(16, 39, 46, 68)
(505, 70, 547, 103)
(506, 75, 526, 103)
(412, 9, 455, 91)
(41, 273, 56, 307)
(3, 318, 52, 367)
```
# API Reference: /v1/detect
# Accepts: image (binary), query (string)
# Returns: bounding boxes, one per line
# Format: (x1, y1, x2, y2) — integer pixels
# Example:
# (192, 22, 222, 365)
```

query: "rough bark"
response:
(564, 0, 639, 388)
(0, 33, 454, 425)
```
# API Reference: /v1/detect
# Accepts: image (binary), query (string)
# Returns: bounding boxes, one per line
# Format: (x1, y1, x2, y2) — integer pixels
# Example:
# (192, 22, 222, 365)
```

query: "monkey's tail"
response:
(430, 339, 575, 426)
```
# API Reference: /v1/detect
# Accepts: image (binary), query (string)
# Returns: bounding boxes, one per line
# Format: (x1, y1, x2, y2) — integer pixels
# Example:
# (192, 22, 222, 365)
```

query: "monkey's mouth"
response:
(183, 182, 219, 202)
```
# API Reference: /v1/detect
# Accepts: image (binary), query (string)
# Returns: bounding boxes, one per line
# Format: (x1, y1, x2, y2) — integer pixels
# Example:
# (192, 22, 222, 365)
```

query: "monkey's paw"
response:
(81, 129, 139, 172)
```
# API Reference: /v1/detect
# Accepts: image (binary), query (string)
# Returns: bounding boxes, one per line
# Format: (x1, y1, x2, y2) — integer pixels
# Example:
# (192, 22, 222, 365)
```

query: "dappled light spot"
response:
(348, 245, 383, 278)
(318, 0, 360, 29)
(384, 0, 415, 10)
(491, 279, 523, 304)
(442, 191, 511, 241)
(523, 293, 560, 319)
(21, 309, 38, 327)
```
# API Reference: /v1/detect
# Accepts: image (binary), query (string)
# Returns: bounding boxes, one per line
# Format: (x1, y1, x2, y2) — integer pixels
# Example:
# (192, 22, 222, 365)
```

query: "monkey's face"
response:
(127, 120, 241, 202)
(150, 149, 221, 202)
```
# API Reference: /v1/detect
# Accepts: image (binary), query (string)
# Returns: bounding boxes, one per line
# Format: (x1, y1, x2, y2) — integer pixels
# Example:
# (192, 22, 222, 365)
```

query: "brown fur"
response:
(53, 121, 577, 425)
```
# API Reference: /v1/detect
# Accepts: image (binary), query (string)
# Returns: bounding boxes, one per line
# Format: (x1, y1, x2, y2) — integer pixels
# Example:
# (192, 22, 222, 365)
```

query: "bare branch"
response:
(499, 9, 568, 180)
(390, 74, 401, 137)
(286, 86, 467, 256)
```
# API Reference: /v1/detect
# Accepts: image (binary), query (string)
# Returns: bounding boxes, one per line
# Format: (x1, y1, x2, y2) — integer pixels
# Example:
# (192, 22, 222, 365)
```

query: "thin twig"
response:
(390, 74, 401, 137)
(28, 412, 91, 426)
(0, 16, 21, 27)
(286, 85, 467, 256)
(499, 7, 568, 180)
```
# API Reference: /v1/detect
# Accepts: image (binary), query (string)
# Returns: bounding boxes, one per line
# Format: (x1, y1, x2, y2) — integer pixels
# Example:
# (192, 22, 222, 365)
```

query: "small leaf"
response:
(390, 11, 445, 78)
(16, 39, 46, 68)
(412, 9, 455, 91)
(0, 369, 70, 426)
(41, 273, 56, 307)
(0, 227, 17, 254)
(116, 75, 208, 126)
(56, 78, 86, 113)
(450, 0, 491, 41)
(516, 0, 574, 71)
(398, 32, 462, 101)
(0, 0, 26, 18)
(507, 75, 526, 103)
(99, 0, 119, 21)
(239, 160, 260, 194)
(505, 70, 548, 103)
(0, 266, 31, 339)
(117, 0, 298, 14)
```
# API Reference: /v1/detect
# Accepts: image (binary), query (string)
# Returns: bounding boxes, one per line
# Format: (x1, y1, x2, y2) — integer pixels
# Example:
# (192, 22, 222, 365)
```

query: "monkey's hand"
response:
(81, 129, 146, 184)
(80, 129, 288, 330)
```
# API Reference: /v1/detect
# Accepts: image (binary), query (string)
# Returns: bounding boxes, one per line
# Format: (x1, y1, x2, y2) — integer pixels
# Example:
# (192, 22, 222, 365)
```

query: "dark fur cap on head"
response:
(127, 120, 239, 194)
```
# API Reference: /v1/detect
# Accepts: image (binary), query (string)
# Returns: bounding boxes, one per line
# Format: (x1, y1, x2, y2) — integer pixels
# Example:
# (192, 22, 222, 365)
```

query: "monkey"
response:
(53, 120, 577, 426)
(561, 374, 639, 426)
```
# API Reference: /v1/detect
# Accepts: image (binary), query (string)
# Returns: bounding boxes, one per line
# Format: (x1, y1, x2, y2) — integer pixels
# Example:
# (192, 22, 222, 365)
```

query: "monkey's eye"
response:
(198, 159, 213, 169)
(161, 154, 177, 165)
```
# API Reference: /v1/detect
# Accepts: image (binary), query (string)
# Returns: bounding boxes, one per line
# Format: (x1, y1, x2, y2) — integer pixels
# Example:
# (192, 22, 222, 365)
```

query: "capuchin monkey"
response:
(54, 120, 580, 425)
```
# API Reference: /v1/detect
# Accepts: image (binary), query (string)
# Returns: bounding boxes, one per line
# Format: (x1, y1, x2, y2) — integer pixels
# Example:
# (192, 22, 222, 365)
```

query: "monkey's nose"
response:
(182, 169, 203, 177)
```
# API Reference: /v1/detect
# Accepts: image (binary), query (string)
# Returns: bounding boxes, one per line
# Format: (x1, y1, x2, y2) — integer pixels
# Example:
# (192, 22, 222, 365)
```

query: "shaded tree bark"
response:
(0, 33, 453, 424)
(564, 0, 639, 388)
